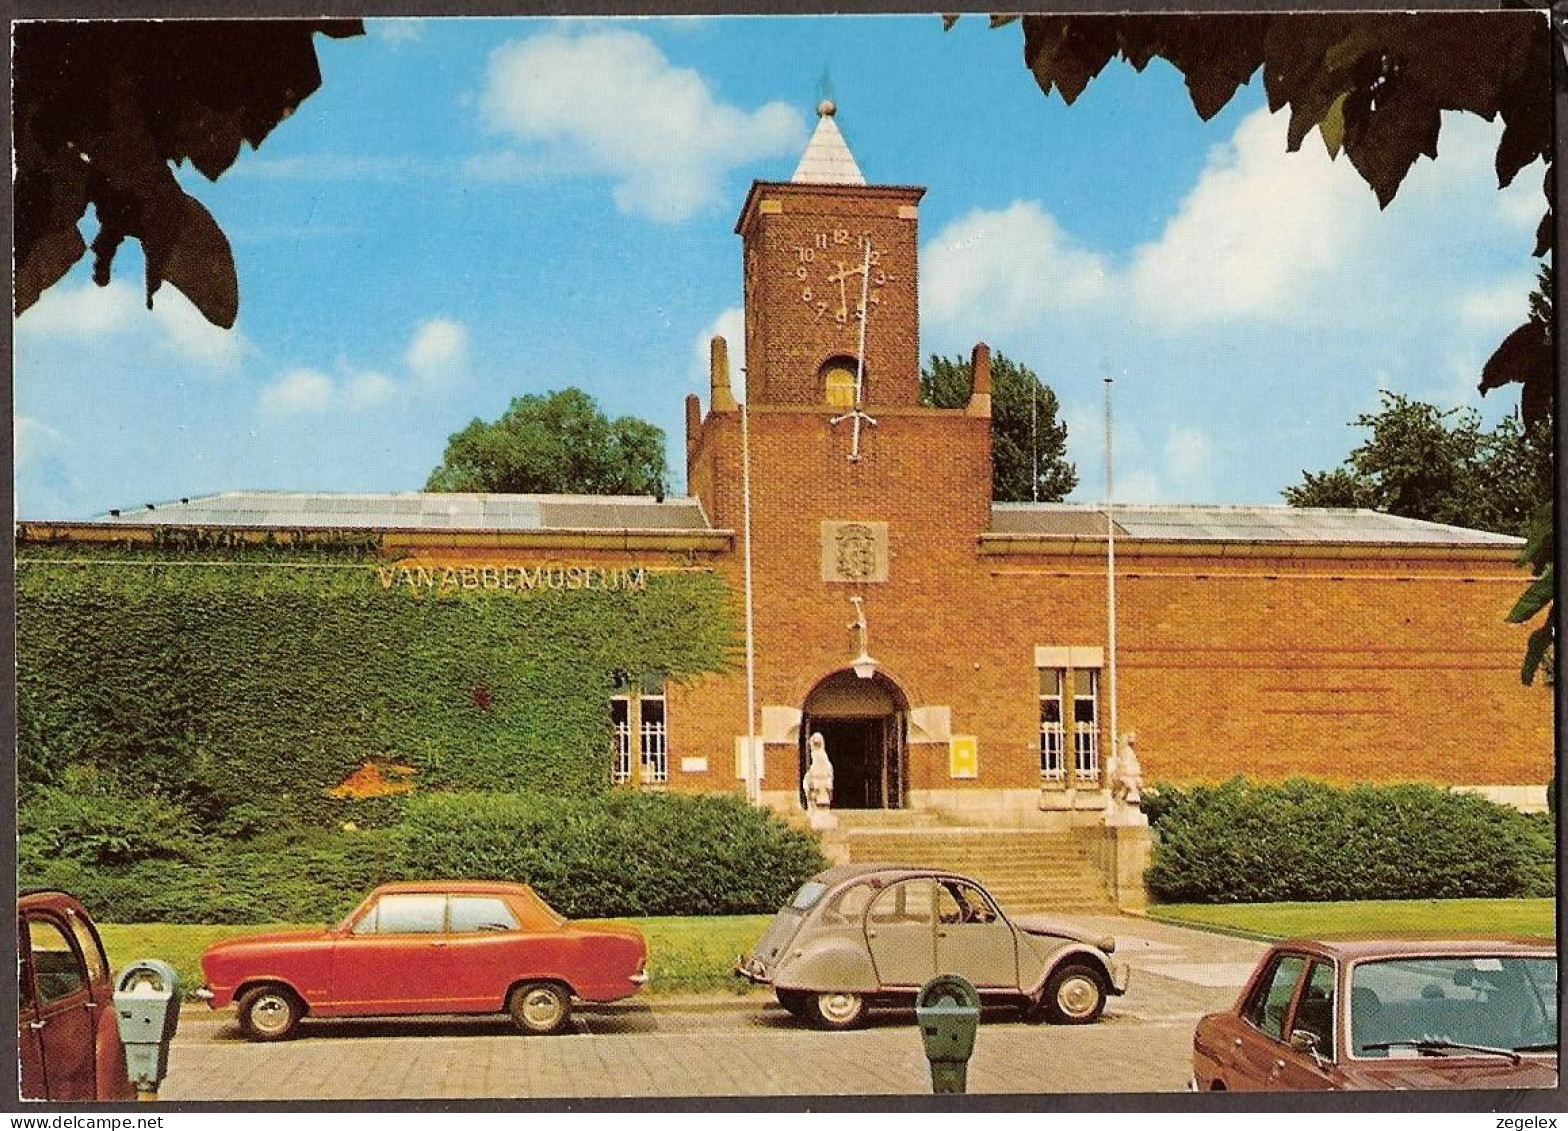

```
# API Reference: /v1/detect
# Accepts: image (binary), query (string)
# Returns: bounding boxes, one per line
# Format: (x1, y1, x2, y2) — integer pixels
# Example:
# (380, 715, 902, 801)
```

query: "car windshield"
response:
(789, 880, 829, 912)
(1350, 956, 1557, 1058)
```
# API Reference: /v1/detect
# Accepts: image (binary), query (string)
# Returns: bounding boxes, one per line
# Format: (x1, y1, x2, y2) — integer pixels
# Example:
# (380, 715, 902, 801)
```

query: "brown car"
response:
(18, 890, 136, 1102)
(737, 864, 1128, 1029)
(1193, 937, 1558, 1091)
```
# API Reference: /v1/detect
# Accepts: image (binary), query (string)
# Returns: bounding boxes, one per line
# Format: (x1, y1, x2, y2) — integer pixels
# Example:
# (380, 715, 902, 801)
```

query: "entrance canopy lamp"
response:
(848, 595, 877, 679)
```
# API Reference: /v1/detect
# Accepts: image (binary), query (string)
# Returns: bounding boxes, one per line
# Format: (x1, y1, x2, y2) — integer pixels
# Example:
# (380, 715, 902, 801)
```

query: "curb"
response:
(179, 992, 773, 1020)
(1142, 913, 1279, 944)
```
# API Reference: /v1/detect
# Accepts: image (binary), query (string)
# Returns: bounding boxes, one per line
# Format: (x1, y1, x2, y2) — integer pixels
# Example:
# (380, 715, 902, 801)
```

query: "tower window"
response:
(820, 358, 861, 408)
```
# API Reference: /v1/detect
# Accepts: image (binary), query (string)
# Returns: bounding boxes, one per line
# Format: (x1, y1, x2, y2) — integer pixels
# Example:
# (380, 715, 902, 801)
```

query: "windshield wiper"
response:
(1513, 1043, 1558, 1053)
(1363, 1039, 1521, 1064)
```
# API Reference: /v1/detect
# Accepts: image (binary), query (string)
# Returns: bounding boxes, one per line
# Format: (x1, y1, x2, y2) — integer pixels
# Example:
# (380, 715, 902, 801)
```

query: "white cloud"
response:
(16, 279, 139, 337)
(478, 27, 806, 222)
(405, 318, 469, 383)
(1127, 109, 1374, 327)
(15, 416, 64, 469)
(345, 370, 398, 410)
(1459, 274, 1535, 330)
(921, 202, 1111, 341)
(259, 320, 470, 416)
(368, 18, 424, 43)
(17, 279, 246, 369)
(1163, 426, 1214, 497)
(260, 368, 334, 415)
(692, 306, 745, 392)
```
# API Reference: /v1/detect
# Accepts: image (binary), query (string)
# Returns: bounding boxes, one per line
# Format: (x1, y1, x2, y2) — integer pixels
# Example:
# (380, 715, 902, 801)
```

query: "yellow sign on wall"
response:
(949, 735, 978, 779)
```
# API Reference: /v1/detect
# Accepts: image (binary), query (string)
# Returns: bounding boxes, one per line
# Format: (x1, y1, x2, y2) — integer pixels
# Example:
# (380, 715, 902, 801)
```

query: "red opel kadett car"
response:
(1192, 937, 1558, 1091)
(197, 881, 648, 1039)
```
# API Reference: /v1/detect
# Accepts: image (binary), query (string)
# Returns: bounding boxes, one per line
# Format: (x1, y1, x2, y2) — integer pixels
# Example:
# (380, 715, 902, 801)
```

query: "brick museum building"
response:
(19, 104, 1552, 899)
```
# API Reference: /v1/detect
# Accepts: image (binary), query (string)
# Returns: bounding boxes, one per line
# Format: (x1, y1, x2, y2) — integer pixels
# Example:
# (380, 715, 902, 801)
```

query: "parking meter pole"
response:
(915, 974, 980, 1097)
(113, 959, 182, 1101)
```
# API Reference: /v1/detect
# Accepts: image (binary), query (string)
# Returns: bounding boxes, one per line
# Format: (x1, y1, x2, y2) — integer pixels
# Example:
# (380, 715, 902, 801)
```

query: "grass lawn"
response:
(1151, 899, 1557, 940)
(99, 915, 775, 1002)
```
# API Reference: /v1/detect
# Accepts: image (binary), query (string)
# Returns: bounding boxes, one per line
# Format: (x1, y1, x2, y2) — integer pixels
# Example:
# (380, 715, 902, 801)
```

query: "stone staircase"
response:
(829, 813, 1115, 912)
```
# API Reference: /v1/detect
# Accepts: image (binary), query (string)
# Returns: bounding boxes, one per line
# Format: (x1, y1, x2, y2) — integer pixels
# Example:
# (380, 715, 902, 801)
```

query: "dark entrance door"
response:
(798, 674, 907, 810)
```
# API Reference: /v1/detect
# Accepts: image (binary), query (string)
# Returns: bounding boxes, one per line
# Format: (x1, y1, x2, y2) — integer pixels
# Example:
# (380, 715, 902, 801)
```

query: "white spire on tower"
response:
(791, 100, 866, 186)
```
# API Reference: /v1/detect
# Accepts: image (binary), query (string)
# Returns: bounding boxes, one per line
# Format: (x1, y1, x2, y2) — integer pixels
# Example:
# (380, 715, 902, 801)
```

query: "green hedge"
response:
(19, 790, 825, 923)
(1143, 777, 1556, 903)
(16, 553, 736, 818)
(395, 791, 827, 917)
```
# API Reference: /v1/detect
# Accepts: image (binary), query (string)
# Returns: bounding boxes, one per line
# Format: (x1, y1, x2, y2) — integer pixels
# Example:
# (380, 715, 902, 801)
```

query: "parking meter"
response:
(915, 974, 981, 1094)
(113, 960, 181, 1100)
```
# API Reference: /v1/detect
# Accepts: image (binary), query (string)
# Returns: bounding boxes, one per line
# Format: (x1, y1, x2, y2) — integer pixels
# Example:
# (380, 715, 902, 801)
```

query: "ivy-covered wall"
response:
(17, 547, 738, 820)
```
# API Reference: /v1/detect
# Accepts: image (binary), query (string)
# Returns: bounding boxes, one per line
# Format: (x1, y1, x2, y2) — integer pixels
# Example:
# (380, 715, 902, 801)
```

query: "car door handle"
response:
(866, 930, 877, 939)
(1233, 1038, 1243, 1049)
(1272, 1059, 1286, 1073)
(936, 930, 949, 939)
(28, 1019, 45, 1031)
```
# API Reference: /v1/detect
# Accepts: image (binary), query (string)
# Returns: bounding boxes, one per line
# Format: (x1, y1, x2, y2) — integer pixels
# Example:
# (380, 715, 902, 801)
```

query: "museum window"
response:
(611, 674, 668, 787)
(1037, 654, 1103, 787)
(1039, 669, 1066, 782)
(1072, 667, 1100, 781)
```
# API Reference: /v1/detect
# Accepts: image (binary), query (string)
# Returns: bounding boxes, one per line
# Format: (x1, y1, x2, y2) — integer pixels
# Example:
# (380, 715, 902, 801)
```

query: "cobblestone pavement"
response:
(158, 916, 1268, 1101)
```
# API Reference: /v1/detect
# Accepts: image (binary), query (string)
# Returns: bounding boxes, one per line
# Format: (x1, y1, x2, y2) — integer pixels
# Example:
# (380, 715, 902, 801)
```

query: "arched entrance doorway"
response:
(799, 669, 909, 810)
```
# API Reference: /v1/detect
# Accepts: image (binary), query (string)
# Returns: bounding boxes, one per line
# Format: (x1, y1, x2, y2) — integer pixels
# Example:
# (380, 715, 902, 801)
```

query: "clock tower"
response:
(735, 101, 925, 408)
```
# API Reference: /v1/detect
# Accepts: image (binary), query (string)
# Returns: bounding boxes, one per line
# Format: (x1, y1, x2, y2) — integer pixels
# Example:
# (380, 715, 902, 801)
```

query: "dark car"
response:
(1192, 937, 1558, 1091)
(18, 890, 136, 1102)
(197, 880, 649, 1039)
(738, 864, 1128, 1029)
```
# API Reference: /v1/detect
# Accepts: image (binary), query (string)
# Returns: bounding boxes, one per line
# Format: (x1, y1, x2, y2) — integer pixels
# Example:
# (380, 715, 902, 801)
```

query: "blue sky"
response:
(14, 15, 1549, 519)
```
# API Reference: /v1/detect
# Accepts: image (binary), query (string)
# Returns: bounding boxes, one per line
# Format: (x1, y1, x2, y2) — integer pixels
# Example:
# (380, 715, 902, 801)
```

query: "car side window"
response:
(28, 917, 87, 1004)
(361, 894, 447, 934)
(868, 879, 934, 925)
(820, 882, 875, 925)
(1293, 960, 1336, 1059)
(937, 881, 998, 925)
(448, 896, 519, 933)
(1242, 954, 1306, 1041)
(65, 910, 109, 986)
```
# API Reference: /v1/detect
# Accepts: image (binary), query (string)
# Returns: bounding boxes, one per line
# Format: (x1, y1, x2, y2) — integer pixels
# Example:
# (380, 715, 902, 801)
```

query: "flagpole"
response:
(1104, 373, 1118, 778)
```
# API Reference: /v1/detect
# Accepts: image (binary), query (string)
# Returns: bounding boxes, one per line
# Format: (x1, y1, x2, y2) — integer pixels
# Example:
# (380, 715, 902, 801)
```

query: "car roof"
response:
(1273, 936, 1556, 960)
(810, 863, 980, 889)
(370, 880, 537, 896)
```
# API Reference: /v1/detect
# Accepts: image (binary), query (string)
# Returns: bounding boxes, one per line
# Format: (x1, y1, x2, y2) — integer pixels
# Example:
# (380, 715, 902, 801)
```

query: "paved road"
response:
(158, 916, 1267, 1100)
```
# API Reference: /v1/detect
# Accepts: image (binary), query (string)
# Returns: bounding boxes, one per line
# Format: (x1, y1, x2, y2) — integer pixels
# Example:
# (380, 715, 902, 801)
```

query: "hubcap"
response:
(522, 987, 564, 1028)
(1057, 975, 1100, 1019)
(251, 994, 293, 1035)
(818, 992, 861, 1024)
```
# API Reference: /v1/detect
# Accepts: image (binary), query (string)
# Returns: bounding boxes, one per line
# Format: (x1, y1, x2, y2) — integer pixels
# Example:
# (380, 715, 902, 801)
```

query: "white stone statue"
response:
(803, 731, 835, 811)
(1107, 731, 1145, 815)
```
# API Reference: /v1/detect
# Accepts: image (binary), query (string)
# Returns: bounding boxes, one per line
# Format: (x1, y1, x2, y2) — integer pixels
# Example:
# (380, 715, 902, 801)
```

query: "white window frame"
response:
(1072, 667, 1100, 783)
(611, 681, 668, 787)
(1039, 669, 1066, 783)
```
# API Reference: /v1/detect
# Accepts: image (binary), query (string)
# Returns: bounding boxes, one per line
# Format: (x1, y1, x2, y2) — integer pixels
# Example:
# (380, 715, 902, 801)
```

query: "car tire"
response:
(237, 984, 303, 1041)
(776, 989, 810, 1018)
(806, 991, 866, 1030)
(509, 981, 572, 1035)
(1040, 962, 1107, 1025)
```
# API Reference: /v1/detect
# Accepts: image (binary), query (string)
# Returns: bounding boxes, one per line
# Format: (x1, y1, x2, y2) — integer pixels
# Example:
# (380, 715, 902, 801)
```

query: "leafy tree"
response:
(921, 352, 1078, 502)
(426, 388, 668, 496)
(14, 20, 362, 328)
(982, 12, 1554, 682)
(1284, 392, 1551, 537)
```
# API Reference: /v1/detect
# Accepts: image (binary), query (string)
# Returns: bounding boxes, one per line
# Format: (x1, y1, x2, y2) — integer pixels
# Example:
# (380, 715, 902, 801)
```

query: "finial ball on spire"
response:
(817, 99, 836, 117)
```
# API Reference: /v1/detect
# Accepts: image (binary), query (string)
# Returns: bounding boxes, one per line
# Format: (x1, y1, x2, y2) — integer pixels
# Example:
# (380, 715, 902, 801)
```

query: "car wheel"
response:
(776, 989, 810, 1018)
(237, 985, 303, 1041)
(807, 991, 866, 1030)
(509, 982, 572, 1035)
(1041, 962, 1107, 1025)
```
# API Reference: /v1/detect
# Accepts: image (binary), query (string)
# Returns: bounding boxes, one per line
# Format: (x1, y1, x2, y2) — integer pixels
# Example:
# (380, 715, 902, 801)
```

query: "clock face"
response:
(788, 227, 897, 333)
